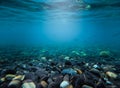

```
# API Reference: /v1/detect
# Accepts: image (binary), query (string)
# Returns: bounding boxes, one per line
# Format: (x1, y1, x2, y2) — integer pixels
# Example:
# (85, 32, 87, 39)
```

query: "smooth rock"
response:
(74, 68, 83, 74)
(5, 74, 16, 81)
(60, 81, 69, 88)
(106, 71, 117, 79)
(8, 80, 21, 88)
(99, 51, 110, 58)
(13, 75, 25, 81)
(82, 85, 93, 88)
(64, 56, 70, 60)
(62, 68, 77, 75)
(40, 81, 48, 88)
(66, 84, 73, 88)
(22, 80, 36, 88)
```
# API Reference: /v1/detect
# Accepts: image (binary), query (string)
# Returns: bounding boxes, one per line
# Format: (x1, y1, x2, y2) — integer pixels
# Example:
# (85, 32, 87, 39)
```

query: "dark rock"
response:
(51, 73, 63, 83)
(82, 85, 93, 88)
(48, 82, 59, 88)
(8, 80, 21, 88)
(75, 75, 85, 88)
(96, 79, 106, 88)
(1, 69, 16, 76)
(35, 69, 48, 79)
(90, 68, 101, 77)
(65, 60, 72, 66)
(24, 72, 37, 82)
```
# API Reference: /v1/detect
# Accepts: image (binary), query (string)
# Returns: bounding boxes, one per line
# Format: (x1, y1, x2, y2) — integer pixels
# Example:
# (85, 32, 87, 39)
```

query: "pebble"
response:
(60, 81, 70, 88)
(66, 84, 73, 88)
(8, 80, 21, 88)
(90, 68, 101, 77)
(106, 71, 117, 79)
(99, 51, 110, 57)
(61, 68, 77, 75)
(40, 81, 48, 88)
(74, 68, 83, 74)
(5, 74, 16, 81)
(93, 64, 99, 69)
(22, 80, 36, 88)
(82, 85, 93, 88)
(64, 56, 70, 60)
(13, 75, 25, 81)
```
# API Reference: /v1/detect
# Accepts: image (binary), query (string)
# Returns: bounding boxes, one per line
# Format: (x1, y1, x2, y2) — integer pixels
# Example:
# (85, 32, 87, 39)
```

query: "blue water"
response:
(0, 0, 120, 50)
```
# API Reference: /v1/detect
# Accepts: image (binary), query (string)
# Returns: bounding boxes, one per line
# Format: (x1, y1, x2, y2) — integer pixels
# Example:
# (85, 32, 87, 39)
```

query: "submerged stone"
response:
(82, 85, 93, 88)
(99, 51, 111, 58)
(22, 80, 36, 88)
(64, 56, 70, 60)
(8, 80, 21, 88)
(61, 68, 77, 75)
(60, 81, 70, 88)
(13, 75, 25, 81)
(106, 71, 117, 79)
(40, 81, 48, 88)
(79, 51, 87, 57)
(5, 74, 16, 81)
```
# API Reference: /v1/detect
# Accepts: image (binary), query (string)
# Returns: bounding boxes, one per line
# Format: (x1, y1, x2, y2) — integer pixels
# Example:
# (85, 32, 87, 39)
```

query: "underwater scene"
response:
(0, 0, 120, 88)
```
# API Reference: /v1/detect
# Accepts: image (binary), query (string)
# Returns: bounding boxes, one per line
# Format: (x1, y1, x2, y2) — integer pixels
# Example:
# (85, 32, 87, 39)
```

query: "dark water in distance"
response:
(0, 0, 120, 50)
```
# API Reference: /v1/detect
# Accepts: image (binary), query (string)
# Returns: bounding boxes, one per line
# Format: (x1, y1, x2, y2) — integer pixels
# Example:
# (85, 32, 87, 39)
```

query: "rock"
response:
(60, 81, 69, 88)
(25, 72, 37, 81)
(63, 75, 69, 81)
(106, 71, 117, 79)
(8, 80, 21, 88)
(40, 81, 48, 88)
(64, 56, 70, 60)
(99, 51, 111, 58)
(5, 74, 16, 81)
(60, 75, 70, 88)
(74, 75, 86, 88)
(35, 69, 48, 79)
(0, 77, 5, 84)
(90, 68, 101, 77)
(79, 51, 87, 57)
(82, 85, 93, 88)
(8, 75, 25, 88)
(51, 74, 63, 83)
(41, 57, 47, 61)
(74, 68, 83, 74)
(48, 82, 59, 88)
(22, 80, 36, 88)
(41, 50, 49, 58)
(66, 84, 73, 88)
(102, 65, 115, 72)
(70, 51, 80, 58)
(96, 79, 106, 88)
(1, 69, 16, 75)
(13, 75, 25, 81)
(47, 78, 53, 84)
(5, 74, 16, 78)
(84, 63, 89, 67)
(61, 68, 77, 75)
(93, 64, 100, 69)
(65, 61, 72, 66)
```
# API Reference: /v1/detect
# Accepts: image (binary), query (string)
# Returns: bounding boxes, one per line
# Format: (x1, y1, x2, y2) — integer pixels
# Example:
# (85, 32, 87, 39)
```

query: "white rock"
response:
(22, 82, 36, 88)
(93, 64, 99, 69)
(64, 56, 70, 60)
(60, 81, 69, 88)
